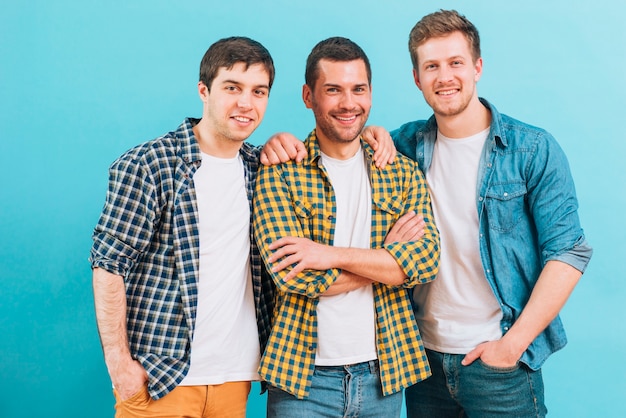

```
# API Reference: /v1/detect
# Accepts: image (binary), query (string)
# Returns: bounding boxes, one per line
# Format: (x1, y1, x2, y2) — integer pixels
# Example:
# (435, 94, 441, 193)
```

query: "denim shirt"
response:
(391, 98, 592, 370)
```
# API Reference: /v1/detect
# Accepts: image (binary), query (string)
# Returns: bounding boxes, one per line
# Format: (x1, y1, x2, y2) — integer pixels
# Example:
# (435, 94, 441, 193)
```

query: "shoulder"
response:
(391, 118, 431, 141)
(495, 112, 560, 154)
(111, 133, 178, 171)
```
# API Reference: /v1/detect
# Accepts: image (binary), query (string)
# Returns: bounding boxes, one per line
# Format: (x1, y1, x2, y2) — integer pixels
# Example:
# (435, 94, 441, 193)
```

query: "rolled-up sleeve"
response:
(253, 163, 340, 297)
(90, 157, 156, 277)
(381, 159, 439, 287)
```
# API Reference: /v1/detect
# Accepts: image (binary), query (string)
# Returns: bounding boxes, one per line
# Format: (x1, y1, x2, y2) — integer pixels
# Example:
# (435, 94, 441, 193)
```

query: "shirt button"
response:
(327, 215, 334, 221)
(308, 346, 315, 351)
(503, 192, 508, 197)
(479, 196, 484, 201)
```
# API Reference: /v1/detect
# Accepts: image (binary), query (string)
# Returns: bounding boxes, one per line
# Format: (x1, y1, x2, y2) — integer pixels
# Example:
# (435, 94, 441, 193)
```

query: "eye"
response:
(451, 60, 463, 66)
(225, 85, 239, 92)
(254, 89, 268, 97)
(326, 87, 339, 93)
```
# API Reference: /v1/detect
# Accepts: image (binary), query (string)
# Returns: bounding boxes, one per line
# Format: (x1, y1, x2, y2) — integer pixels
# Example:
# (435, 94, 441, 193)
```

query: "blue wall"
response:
(1, 1, 624, 416)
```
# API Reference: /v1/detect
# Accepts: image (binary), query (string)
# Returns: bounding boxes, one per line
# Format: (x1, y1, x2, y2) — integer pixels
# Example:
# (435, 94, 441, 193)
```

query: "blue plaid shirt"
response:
(90, 118, 274, 399)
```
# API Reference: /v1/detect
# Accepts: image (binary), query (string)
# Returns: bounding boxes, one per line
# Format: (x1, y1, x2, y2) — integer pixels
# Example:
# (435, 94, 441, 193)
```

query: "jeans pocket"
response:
(115, 383, 151, 406)
(476, 358, 520, 373)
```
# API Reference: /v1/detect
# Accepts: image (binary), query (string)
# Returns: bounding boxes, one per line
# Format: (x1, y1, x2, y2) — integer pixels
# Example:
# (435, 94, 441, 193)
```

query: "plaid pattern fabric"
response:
(89, 118, 271, 400)
(253, 130, 440, 399)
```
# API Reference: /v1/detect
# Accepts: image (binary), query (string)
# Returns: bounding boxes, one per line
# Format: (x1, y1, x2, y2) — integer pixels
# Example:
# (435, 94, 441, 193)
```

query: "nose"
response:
(338, 92, 356, 110)
(237, 91, 252, 109)
(436, 64, 454, 83)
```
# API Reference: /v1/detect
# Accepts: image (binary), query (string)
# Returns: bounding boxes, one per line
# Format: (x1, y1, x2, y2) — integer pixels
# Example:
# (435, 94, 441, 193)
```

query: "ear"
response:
(198, 81, 209, 102)
(412, 68, 423, 91)
(302, 84, 313, 109)
(474, 57, 483, 82)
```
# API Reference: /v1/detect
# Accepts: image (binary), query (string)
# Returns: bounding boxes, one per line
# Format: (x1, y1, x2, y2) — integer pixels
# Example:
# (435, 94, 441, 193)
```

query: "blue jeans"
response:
(405, 349, 547, 418)
(267, 360, 403, 418)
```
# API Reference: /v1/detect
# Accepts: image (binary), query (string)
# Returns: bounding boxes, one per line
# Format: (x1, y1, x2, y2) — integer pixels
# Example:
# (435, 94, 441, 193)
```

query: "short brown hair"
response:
(199, 36, 275, 91)
(408, 9, 481, 69)
(304, 37, 371, 90)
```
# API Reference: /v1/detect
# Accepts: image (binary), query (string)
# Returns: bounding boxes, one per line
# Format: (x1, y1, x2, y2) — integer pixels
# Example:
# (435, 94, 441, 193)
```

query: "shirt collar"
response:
(303, 129, 375, 165)
(178, 118, 203, 165)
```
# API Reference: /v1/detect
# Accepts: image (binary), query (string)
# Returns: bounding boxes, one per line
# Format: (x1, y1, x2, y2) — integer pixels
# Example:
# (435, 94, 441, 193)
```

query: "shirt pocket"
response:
(485, 182, 527, 232)
(293, 199, 318, 239)
(293, 199, 316, 218)
(374, 195, 404, 216)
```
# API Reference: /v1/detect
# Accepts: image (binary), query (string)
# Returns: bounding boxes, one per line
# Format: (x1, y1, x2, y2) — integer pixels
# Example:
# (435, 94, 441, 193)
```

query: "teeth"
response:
(438, 90, 457, 96)
(336, 115, 356, 121)
(234, 116, 251, 122)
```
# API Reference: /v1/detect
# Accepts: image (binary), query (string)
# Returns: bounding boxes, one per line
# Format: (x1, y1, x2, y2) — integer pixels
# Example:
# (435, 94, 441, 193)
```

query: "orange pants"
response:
(113, 381, 251, 418)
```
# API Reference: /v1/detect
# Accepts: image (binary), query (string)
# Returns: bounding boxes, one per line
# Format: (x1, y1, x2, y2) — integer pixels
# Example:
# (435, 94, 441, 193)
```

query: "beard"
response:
(312, 109, 368, 144)
(426, 84, 475, 118)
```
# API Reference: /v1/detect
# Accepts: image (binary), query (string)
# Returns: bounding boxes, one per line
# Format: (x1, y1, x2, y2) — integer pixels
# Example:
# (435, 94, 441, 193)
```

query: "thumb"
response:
(462, 346, 482, 366)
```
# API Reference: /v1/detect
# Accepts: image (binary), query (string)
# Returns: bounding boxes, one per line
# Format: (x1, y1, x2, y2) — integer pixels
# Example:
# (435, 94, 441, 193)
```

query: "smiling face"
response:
(303, 58, 371, 158)
(413, 31, 482, 119)
(198, 62, 270, 156)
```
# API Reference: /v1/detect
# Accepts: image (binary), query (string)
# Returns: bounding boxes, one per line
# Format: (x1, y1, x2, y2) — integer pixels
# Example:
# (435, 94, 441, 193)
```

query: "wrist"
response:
(501, 329, 530, 360)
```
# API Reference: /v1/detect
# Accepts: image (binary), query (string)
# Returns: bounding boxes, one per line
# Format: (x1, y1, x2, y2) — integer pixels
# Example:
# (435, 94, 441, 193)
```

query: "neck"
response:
(435, 97, 491, 139)
(193, 119, 242, 158)
(316, 133, 361, 161)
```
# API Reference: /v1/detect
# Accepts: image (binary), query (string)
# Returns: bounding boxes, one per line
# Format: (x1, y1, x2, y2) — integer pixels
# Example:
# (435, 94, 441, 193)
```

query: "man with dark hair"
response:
(253, 37, 440, 417)
(365, 9, 593, 417)
(90, 36, 291, 417)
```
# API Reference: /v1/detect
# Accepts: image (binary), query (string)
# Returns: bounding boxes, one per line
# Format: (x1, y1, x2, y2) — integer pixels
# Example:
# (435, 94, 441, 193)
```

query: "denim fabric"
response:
(405, 349, 546, 418)
(391, 98, 593, 370)
(266, 360, 403, 418)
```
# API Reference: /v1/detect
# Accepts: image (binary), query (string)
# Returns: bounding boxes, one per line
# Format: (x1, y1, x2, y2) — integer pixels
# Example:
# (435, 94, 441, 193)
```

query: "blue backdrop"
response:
(1, 1, 624, 417)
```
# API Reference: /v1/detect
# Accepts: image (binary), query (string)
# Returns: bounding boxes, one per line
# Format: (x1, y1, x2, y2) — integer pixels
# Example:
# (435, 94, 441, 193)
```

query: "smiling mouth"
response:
(233, 116, 252, 123)
(334, 114, 358, 122)
(436, 89, 459, 96)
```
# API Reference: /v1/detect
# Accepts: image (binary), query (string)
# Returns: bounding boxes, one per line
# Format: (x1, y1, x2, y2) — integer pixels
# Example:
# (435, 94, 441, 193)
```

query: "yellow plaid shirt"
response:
(253, 130, 440, 399)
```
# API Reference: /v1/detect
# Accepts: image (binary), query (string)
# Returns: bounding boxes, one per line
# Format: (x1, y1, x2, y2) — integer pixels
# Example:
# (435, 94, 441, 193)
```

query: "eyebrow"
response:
(221, 79, 270, 90)
(322, 82, 370, 89)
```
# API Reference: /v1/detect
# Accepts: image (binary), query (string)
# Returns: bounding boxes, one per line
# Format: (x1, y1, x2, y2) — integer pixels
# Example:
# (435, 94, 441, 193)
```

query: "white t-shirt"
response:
(414, 128, 503, 354)
(180, 152, 260, 385)
(314, 148, 377, 366)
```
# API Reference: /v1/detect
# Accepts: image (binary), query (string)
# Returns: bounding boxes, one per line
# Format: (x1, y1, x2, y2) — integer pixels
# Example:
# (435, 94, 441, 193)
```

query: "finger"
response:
(393, 211, 417, 230)
(265, 149, 282, 165)
(268, 237, 294, 251)
(272, 253, 299, 272)
(273, 146, 291, 163)
(294, 142, 307, 163)
(282, 262, 305, 282)
(404, 222, 425, 241)
(260, 152, 269, 166)
(280, 142, 298, 160)
(461, 347, 482, 366)
(268, 243, 298, 263)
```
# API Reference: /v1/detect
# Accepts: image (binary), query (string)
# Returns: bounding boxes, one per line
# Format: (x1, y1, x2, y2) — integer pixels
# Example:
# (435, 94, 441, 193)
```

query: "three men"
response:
(253, 37, 440, 417)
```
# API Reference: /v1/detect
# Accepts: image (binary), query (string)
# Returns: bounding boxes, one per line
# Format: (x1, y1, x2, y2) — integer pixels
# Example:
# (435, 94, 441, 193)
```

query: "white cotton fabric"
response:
(415, 128, 503, 354)
(315, 148, 377, 366)
(180, 152, 260, 385)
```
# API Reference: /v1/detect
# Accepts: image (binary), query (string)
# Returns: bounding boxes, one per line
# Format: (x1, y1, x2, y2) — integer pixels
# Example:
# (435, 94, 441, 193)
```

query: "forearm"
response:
(331, 247, 407, 286)
(92, 267, 133, 369)
(501, 260, 582, 358)
(323, 271, 373, 296)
